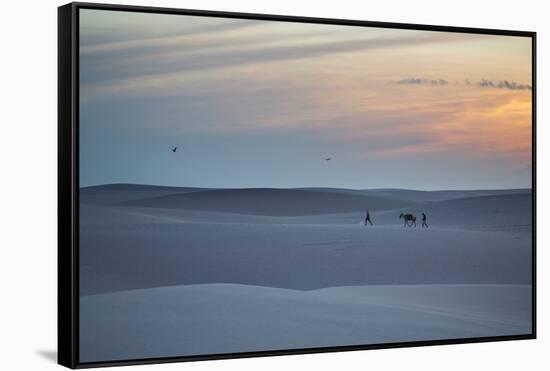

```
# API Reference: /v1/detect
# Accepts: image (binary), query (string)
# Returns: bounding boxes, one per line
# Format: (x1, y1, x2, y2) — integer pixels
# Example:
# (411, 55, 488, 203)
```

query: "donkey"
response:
(399, 213, 417, 227)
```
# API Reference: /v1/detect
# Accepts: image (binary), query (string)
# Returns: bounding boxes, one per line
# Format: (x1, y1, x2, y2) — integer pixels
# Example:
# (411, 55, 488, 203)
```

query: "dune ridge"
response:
(78, 183, 533, 362)
(80, 283, 531, 362)
(114, 188, 417, 216)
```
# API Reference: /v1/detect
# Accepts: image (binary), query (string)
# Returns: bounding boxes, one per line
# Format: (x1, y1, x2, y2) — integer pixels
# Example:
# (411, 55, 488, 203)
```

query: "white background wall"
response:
(0, 0, 546, 369)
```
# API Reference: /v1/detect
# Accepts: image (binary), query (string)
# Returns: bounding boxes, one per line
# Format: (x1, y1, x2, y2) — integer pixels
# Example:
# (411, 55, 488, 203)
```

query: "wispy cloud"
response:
(83, 35, 471, 101)
(80, 20, 262, 54)
(395, 78, 448, 86)
(80, 20, 474, 100)
(394, 77, 532, 91)
(469, 78, 532, 91)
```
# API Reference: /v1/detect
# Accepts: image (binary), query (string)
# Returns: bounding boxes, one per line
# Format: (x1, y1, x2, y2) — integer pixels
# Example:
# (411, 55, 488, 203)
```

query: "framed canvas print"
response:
(58, 2, 536, 368)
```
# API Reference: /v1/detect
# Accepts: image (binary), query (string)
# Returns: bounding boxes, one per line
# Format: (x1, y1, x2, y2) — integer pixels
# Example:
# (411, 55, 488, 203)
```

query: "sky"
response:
(79, 9, 533, 190)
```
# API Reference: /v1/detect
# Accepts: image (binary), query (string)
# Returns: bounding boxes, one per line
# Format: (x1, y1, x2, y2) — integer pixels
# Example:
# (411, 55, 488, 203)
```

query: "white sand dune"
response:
(359, 188, 530, 202)
(79, 185, 533, 362)
(80, 205, 531, 295)
(115, 188, 416, 216)
(80, 184, 530, 208)
(80, 283, 532, 362)
(297, 187, 529, 203)
(249, 192, 531, 230)
(373, 192, 532, 232)
(81, 185, 531, 230)
(80, 183, 211, 205)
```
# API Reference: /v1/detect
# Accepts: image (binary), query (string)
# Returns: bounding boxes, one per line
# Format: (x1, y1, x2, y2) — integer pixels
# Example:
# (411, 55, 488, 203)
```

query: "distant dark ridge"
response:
(80, 183, 212, 192)
(363, 188, 530, 192)
(116, 188, 416, 216)
(82, 183, 530, 194)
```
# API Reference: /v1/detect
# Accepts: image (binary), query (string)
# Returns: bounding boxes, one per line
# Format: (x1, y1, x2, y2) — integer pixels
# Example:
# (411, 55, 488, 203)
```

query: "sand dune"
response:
(80, 283, 532, 362)
(81, 190, 532, 231)
(80, 189, 532, 296)
(80, 211, 531, 295)
(79, 185, 533, 362)
(301, 187, 529, 202)
(80, 183, 210, 205)
(274, 192, 532, 230)
(359, 188, 530, 202)
(81, 184, 531, 220)
(116, 188, 416, 216)
(374, 192, 532, 231)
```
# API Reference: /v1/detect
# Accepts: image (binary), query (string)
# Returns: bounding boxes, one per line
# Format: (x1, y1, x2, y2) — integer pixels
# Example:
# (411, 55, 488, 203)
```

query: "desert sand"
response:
(79, 185, 532, 362)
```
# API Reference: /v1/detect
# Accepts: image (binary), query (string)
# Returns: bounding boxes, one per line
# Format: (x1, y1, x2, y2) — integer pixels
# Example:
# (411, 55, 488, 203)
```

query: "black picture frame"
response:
(58, 2, 537, 368)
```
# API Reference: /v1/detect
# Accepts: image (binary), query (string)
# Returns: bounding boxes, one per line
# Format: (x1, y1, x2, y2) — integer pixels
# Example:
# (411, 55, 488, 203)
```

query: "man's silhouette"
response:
(422, 212, 428, 228)
(364, 210, 373, 226)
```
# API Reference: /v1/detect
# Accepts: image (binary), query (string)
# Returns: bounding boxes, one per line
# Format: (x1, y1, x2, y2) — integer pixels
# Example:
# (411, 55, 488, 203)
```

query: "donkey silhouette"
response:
(399, 213, 417, 227)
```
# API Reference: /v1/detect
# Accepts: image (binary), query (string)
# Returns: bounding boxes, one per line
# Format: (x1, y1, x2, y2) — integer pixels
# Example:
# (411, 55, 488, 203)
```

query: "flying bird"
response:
(170, 147, 178, 153)
(325, 157, 332, 161)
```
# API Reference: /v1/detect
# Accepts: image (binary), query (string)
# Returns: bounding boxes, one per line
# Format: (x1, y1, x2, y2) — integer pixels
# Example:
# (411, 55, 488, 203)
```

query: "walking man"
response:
(364, 210, 373, 226)
(422, 212, 428, 228)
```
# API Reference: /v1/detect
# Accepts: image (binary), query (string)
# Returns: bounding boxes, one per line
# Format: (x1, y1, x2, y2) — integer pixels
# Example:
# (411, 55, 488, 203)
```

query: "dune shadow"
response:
(36, 349, 57, 363)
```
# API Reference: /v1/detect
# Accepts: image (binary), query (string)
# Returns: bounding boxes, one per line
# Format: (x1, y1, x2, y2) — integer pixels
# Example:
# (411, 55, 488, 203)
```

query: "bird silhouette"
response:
(325, 158, 332, 161)
(170, 147, 178, 153)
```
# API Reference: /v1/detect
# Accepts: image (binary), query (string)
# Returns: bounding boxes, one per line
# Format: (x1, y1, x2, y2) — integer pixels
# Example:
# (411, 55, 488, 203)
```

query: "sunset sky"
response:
(79, 9, 533, 190)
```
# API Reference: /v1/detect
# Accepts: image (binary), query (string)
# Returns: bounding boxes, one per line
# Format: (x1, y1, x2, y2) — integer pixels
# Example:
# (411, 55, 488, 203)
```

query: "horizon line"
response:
(79, 182, 532, 193)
